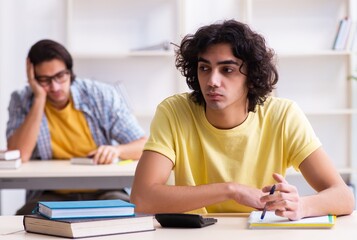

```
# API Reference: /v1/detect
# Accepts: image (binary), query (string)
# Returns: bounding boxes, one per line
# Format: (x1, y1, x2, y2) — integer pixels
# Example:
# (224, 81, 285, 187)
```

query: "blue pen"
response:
(260, 184, 276, 220)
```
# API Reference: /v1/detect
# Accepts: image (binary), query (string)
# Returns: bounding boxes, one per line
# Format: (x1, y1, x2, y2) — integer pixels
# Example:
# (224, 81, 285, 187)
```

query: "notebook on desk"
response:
(70, 157, 119, 165)
(248, 211, 335, 229)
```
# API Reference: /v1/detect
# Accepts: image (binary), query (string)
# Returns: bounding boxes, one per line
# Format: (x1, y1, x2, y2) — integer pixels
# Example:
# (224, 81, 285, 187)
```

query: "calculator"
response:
(155, 213, 217, 228)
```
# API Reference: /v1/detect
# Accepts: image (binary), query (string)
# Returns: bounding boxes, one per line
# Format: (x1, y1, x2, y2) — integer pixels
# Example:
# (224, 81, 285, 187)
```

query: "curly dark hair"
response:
(175, 19, 278, 112)
(28, 39, 76, 82)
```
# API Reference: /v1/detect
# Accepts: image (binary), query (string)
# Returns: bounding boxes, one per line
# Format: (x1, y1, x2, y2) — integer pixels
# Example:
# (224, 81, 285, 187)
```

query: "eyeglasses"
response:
(35, 69, 71, 87)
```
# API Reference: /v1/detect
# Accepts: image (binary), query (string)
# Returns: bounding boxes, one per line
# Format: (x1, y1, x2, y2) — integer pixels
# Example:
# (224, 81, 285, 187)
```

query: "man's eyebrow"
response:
(197, 57, 240, 66)
(36, 69, 67, 78)
(217, 60, 240, 65)
(198, 57, 209, 63)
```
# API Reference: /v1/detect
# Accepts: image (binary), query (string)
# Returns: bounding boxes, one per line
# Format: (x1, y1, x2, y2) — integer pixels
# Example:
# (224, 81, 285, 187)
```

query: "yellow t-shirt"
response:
(144, 93, 321, 213)
(45, 97, 98, 193)
(45, 98, 97, 159)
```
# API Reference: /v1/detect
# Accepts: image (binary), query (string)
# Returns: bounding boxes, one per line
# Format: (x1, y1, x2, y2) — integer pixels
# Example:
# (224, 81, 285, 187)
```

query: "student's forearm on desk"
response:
(297, 149, 355, 217)
(132, 183, 228, 213)
(131, 151, 228, 213)
(132, 182, 263, 214)
(301, 184, 355, 217)
(131, 151, 264, 213)
(7, 97, 46, 162)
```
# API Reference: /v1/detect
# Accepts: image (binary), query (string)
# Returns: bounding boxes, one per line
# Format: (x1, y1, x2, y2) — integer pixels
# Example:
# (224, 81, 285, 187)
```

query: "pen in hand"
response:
(260, 184, 276, 220)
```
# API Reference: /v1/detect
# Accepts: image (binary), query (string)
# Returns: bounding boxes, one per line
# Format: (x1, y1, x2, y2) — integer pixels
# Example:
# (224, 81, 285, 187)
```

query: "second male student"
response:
(7, 39, 147, 215)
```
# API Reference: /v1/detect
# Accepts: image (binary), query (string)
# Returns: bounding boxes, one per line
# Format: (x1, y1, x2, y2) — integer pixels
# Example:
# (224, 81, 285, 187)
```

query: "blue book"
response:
(36, 199, 135, 219)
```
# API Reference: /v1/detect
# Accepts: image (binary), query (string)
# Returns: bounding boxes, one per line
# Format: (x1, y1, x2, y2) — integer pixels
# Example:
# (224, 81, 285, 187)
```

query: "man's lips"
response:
(206, 92, 223, 100)
(49, 91, 62, 97)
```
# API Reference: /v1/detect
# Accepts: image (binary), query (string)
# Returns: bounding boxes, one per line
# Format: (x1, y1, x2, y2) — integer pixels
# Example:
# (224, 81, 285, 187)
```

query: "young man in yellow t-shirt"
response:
(7, 39, 147, 214)
(130, 20, 354, 220)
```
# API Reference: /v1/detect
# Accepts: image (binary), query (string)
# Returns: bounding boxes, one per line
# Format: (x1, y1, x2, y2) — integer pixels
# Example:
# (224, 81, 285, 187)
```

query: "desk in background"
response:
(1, 212, 357, 240)
(0, 160, 137, 215)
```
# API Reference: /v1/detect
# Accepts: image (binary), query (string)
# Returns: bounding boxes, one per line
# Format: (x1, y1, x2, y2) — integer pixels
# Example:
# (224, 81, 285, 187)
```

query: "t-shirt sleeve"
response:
(144, 101, 177, 165)
(283, 102, 321, 170)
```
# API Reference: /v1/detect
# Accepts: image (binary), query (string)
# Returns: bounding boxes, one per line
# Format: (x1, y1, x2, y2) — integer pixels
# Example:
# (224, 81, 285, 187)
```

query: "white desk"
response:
(0, 160, 137, 214)
(1, 212, 357, 240)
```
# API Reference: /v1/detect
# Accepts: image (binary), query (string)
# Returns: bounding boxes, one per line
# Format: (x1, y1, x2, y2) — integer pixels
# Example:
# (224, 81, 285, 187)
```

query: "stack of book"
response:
(0, 149, 21, 169)
(23, 199, 155, 238)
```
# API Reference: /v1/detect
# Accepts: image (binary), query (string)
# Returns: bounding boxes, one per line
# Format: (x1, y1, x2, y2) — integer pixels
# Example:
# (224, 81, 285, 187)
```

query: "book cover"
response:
(37, 199, 135, 219)
(333, 17, 352, 50)
(248, 211, 335, 229)
(332, 18, 344, 49)
(23, 214, 155, 238)
(0, 158, 22, 169)
(0, 149, 20, 160)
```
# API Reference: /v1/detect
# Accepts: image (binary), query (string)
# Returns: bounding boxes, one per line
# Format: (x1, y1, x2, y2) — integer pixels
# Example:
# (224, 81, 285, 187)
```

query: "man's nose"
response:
(207, 70, 221, 87)
(49, 78, 61, 90)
